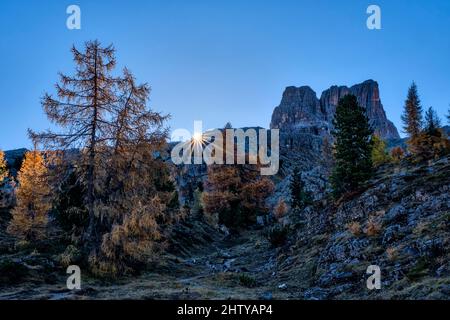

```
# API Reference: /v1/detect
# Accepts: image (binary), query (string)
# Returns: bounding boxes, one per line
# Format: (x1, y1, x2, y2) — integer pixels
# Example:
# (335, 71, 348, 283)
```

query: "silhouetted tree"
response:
(30, 41, 120, 243)
(424, 107, 441, 133)
(401, 82, 423, 154)
(30, 41, 171, 276)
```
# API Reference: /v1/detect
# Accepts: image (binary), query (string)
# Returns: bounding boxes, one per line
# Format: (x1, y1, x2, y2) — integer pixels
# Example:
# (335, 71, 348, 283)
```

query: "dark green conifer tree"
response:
(289, 166, 310, 209)
(330, 94, 374, 198)
(401, 82, 423, 139)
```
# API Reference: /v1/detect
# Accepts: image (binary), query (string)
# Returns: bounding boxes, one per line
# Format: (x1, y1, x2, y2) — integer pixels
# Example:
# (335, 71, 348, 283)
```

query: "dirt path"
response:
(1, 229, 301, 300)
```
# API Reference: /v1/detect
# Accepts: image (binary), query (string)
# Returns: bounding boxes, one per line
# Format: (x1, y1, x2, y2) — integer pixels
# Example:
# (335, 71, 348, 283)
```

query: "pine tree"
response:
(424, 107, 441, 133)
(401, 82, 423, 139)
(289, 166, 310, 210)
(7, 151, 51, 241)
(0, 150, 8, 183)
(371, 135, 391, 167)
(330, 94, 374, 198)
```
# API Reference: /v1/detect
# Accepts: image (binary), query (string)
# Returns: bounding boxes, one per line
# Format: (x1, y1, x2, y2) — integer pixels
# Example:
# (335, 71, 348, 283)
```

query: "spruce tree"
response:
(331, 94, 374, 198)
(7, 151, 51, 241)
(289, 166, 310, 209)
(424, 107, 441, 134)
(401, 82, 423, 138)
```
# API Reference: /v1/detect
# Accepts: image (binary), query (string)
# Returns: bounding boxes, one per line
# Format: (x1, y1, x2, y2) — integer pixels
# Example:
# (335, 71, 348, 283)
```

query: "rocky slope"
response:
(286, 155, 450, 299)
(1, 155, 448, 299)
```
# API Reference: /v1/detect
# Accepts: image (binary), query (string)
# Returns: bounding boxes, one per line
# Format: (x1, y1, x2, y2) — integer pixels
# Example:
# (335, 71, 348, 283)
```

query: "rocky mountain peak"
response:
(271, 80, 400, 141)
(271, 86, 324, 131)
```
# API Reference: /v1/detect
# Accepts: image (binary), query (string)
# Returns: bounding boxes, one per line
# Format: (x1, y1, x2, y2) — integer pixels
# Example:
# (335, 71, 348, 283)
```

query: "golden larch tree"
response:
(7, 151, 51, 241)
(0, 150, 8, 182)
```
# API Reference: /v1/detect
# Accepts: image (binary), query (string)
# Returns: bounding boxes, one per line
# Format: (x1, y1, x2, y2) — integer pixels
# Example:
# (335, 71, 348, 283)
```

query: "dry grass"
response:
(274, 199, 288, 220)
(366, 218, 382, 236)
(386, 247, 399, 261)
(413, 221, 430, 235)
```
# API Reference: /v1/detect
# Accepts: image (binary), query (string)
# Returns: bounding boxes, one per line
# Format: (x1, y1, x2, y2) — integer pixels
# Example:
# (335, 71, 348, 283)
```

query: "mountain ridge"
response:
(270, 80, 400, 144)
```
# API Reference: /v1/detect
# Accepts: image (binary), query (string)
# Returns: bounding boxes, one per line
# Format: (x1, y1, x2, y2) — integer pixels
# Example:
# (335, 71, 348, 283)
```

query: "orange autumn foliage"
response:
(8, 151, 51, 241)
(0, 150, 8, 182)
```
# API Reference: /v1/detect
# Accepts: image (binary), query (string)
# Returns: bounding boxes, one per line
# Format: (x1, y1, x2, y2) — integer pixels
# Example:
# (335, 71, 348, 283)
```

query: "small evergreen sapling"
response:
(289, 166, 311, 210)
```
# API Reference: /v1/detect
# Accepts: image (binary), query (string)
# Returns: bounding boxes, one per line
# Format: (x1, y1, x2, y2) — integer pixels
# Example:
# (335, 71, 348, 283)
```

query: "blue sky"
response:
(1, 0, 449, 150)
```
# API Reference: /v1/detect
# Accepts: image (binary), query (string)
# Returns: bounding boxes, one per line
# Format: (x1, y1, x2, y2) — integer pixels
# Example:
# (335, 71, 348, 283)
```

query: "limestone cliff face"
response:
(270, 80, 400, 143)
(320, 80, 399, 139)
(271, 86, 325, 130)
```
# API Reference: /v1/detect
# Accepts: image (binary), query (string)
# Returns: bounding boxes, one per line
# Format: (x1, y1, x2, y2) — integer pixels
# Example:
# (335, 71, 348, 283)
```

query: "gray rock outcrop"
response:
(270, 80, 400, 153)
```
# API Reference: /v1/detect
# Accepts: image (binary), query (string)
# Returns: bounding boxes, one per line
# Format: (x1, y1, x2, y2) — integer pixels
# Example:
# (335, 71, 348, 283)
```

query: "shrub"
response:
(347, 221, 362, 236)
(386, 247, 399, 261)
(406, 258, 429, 281)
(238, 274, 257, 288)
(268, 224, 288, 247)
(372, 135, 391, 167)
(390, 147, 405, 163)
(59, 245, 82, 267)
(409, 129, 450, 162)
(366, 218, 382, 236)
(274, 199, 288, 220)
(0, 259, 29, 285)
